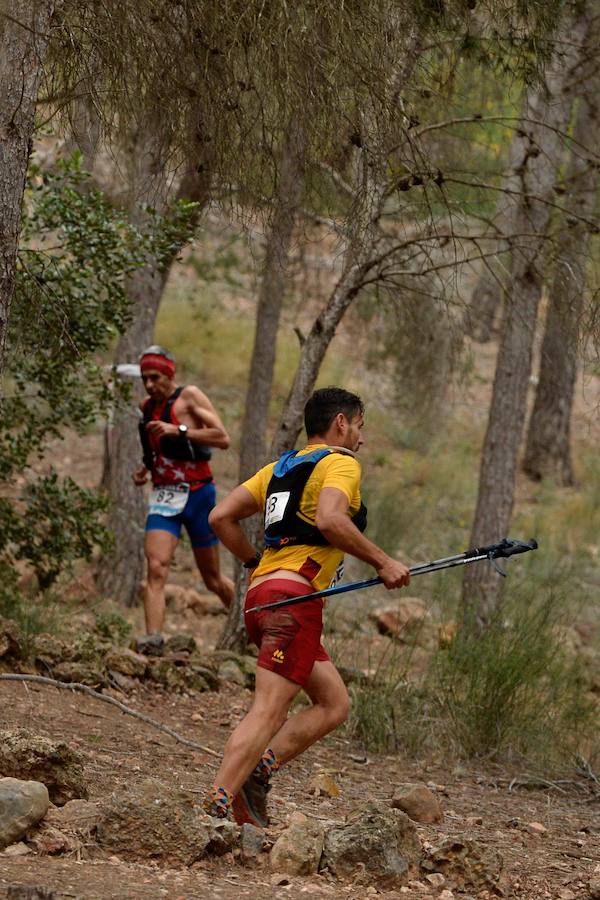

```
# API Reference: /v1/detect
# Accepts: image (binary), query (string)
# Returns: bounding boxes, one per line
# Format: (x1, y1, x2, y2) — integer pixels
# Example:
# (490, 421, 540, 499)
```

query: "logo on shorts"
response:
(272, 649, 285, 663)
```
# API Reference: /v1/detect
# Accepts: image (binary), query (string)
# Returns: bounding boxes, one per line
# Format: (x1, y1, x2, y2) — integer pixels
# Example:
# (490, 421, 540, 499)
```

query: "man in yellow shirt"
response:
(204, 387, 411, 824)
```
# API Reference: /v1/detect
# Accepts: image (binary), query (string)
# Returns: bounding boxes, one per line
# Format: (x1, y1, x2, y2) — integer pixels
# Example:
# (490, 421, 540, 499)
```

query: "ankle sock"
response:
(202, 785, 232, 818)
(254, 748, 280, 785)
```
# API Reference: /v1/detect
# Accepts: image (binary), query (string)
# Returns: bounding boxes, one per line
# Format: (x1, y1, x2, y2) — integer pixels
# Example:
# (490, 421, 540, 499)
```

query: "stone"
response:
(321, 803, 420, 885)
(0, 778, 49, 848)
(309, 773, 341, 799)
(270, 817, 325, 876)
(51, 661, 106, 688)
(0, 617, 21, 659)
(589, 877, 600, 900)
(0, 729, 88, 806)
(165, 634, 197, 654)
(438, 622, 457, 649)
(407, 881, 430, 893)
(439, 892, 454, 900)
(391, 783, 443, 824)
(240, 822, 265, 862)
(426, 873, 446, 887)
(1, 841, 32, 856)
(525, 821, 547, 836)
(421, 838, 503, 894)
(28, 799, 100, 854)
(33, 633, 71, 666)
(557, 890, 575, 900)
(96, 779, 239, 864)
(465, 816, 483, 827)
(103, 648, 148, 678)
(6, 888, 56, 900)
(370, 599, 436, 649)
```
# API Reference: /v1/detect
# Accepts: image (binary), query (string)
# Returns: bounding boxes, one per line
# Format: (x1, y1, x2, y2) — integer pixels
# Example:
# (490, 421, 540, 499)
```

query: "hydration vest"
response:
(264, 448, 367, 549)
(139, 386, 212, 473)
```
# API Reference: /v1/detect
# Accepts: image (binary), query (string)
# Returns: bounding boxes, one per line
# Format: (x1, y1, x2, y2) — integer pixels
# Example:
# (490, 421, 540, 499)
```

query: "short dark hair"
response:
(304, 387, 364, 437)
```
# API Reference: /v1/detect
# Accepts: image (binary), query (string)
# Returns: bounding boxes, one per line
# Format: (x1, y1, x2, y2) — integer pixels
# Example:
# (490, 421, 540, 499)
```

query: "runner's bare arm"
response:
(315, 487, 410, 589)
(209, 486, 261, 563)
(146, 386, 230, 449)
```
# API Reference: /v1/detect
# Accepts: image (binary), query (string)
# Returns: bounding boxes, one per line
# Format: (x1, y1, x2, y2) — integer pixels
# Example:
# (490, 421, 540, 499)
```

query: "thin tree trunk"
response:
(522, 63, 600, 485)
(461, 9, 590, 628)
(0, 0, 55, 377)
(97, 122, 210, 607)
(218, 122, 307, 651)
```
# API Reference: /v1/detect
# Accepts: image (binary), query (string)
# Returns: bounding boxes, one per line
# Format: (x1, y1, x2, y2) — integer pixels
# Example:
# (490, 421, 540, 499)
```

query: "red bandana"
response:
(140, 353, 175, 378)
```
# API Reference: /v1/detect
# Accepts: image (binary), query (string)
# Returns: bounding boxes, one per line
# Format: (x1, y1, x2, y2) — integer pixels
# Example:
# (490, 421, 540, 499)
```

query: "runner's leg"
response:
(193, 545, 234, 609)
(144, 529, 178, 633)
(268, 659, 350, 764)
(209, 666, 300, 797)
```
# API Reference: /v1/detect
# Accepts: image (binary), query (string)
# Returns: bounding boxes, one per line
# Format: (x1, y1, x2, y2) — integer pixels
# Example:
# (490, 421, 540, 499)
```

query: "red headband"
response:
(140, 354, 175, 378)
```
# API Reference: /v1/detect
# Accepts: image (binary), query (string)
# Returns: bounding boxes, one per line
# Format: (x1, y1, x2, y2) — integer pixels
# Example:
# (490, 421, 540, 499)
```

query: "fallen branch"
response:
(0, 673, 220, 759)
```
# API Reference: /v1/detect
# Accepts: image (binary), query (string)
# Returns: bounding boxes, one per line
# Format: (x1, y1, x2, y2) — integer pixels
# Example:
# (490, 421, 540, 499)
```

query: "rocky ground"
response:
(1, 599, 600, 900)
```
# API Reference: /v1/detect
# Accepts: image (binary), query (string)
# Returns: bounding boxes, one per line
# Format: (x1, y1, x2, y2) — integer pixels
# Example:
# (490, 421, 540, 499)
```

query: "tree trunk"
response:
(218, 122, 306, 651)
(522, 59, 600, 485)
(97, 122, 210, 607)
(0, 0, 55, 377)
(461, 9, 590, 628)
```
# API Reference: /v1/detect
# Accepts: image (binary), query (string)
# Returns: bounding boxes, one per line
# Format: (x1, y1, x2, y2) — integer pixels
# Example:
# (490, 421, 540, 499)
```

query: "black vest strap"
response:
(138, 386, 212, 465)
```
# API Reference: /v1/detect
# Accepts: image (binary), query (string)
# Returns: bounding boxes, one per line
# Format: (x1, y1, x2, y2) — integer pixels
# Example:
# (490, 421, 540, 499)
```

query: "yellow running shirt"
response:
(242, 444, 362, 592)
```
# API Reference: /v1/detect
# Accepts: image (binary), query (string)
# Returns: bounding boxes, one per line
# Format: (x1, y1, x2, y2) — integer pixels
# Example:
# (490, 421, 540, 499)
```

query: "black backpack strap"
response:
(161, 386, 184, 423)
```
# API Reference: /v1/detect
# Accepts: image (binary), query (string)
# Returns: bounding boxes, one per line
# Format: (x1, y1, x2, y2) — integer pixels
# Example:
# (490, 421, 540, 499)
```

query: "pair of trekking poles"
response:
(247, 537, 538, 613)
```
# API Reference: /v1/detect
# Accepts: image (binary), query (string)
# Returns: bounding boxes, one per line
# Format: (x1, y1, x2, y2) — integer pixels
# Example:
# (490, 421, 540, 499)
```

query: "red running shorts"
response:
(244, 578, 330, 687)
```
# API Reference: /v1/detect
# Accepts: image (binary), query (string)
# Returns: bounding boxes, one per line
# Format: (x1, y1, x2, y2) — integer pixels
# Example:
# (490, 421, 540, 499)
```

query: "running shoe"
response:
(135, 633, 165, 657)
(232, 773, 271, 828)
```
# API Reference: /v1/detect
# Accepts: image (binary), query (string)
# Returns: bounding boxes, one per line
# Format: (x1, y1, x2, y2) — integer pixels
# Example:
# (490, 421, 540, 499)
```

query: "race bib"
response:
(264, 490, 291, 528)
(149, 483, 189, 517)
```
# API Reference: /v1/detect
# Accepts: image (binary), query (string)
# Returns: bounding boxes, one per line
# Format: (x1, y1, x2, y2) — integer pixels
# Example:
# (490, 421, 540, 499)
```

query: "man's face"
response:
(141, 369, 173, 399)
(342, 412, 364, 452)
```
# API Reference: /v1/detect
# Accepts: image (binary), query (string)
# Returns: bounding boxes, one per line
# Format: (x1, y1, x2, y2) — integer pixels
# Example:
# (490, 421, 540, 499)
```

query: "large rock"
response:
(96, 778, 238, 864)
(51, 661, 106, 688)
(28, 799, 100, 855)
(0, 778, 49, 848)
(321, 803, 420, 885)
(421, 838, 503, 894)
(391, 783, 443, 824)
(370, 598, 436, 648)
(103, 648, 147, 678)
(0, 729, 88, 806)
(0, 618, 21, 660)
(270, 815, 325, 875)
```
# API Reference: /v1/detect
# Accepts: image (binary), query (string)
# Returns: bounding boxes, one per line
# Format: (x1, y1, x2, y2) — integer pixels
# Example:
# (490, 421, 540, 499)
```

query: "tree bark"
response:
(522, 57, 600, 485)
(461, 8, 590, 628)
(218, 122, 307, 651)
(97, 121, 210, 607)
(0, 0, 55, 378)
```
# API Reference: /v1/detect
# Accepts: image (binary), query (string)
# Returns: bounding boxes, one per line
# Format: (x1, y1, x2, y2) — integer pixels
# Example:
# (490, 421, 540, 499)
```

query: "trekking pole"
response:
(246, 537, 538, 614)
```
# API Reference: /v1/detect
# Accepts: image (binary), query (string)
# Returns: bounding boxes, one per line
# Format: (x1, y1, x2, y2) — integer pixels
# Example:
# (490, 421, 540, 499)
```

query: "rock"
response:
(0, 618, 21, 659)
(6, 888, 56, 900)
(165, 634, 197, 654)
(336, 665, 370, 686)
(240, 822, 265, 862)
(96, 779, 238, 864)
(438, 622, 457, 649)
(557, 890, 575, 900)
(33, 633, 72, 667)
(0, 730, 87, 806)
(391, 783, 443, 824)
(103, 648, 148, 678)
(51, 661, 106, 688)
(0, 778, 49, 848)
(421, 838, 503, 894)
(370, 599, 436, 648)
(426, 873, 446, 887)
(321, 803, 420, 885)
(309, 773, 341, 798)
(407, 881, 430, 893)
(270, 816, 325, 876)
(106, 670, 137, 693)
(525, 821, 547, 836)
(465, 816, 483, 827)
(270, 873, 292, 886)
(28, 799, 100, 854)
(1, 841, 32, 856)
(589, 877, 600, 899)
(439, 892, 454, 900)
(146, 657, 213, 693)
(211, 652, 256, 689)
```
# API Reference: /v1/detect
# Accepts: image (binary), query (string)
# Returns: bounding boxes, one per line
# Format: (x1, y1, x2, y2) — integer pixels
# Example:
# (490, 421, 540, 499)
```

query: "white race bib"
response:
(264, 490, 291, 528)
(149, 483, 190, 517)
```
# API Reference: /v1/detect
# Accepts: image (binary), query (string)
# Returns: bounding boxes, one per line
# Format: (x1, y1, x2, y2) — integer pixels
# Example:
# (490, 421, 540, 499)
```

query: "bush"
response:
(430, 589, 597, 764)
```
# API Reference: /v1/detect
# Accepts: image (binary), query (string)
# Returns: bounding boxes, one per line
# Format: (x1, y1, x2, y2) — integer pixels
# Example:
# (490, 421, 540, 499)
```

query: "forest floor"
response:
(1, 585, 600, 900)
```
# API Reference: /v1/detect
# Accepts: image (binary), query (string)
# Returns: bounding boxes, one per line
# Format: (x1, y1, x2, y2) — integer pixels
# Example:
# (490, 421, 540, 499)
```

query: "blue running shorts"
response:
(145, 481, 218, 549)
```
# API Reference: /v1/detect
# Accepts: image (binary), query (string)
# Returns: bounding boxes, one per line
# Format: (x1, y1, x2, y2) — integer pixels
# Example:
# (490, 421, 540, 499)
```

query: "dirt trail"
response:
(1, 675, 598, 900)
